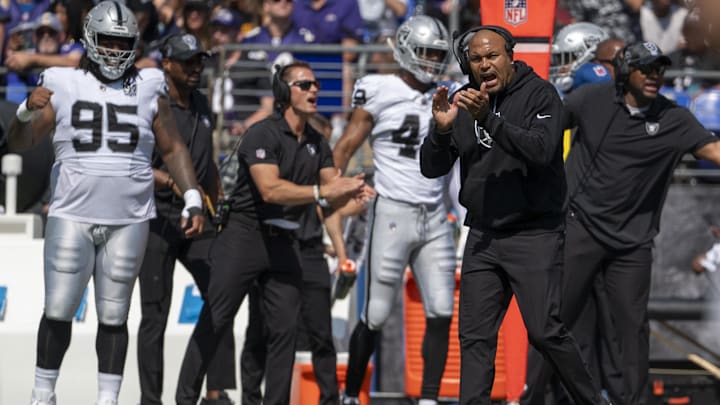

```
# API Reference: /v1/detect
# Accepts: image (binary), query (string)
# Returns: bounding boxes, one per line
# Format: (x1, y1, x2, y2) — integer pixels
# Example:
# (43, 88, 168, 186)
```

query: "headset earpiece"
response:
(452, 25, 516, 75)
(272, 63, 291, 110)
(612, 45, 631, 85)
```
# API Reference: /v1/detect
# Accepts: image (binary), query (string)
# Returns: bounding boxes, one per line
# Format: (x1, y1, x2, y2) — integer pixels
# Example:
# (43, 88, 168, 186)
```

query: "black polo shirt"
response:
(230, 112, 334, 240)
(153, 90, 216, 211)
(564, 82, 717, 250)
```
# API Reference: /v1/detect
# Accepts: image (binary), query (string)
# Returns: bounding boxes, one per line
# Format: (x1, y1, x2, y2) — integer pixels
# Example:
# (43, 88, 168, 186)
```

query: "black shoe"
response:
(199, 391, 234, 405)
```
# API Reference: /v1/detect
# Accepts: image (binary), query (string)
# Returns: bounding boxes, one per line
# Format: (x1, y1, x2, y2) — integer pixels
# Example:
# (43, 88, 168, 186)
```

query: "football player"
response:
(7, 2, 204, 405)
(332, 15, 458, 405)
(549, 22, 609, 94)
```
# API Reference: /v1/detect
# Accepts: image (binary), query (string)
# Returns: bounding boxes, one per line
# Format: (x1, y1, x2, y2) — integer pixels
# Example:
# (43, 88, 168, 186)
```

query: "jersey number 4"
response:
(71, 101, 139, 153)
(391, 115, 420, 159)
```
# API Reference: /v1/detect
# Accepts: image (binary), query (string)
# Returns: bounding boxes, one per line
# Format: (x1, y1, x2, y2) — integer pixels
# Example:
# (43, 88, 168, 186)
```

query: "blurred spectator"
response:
(666, 9, 720, 93)
(50, 0, 93, 47)
(640, 0, 688, 54)
(291, 0, 365, 116)
(5, 11, 82, 74)
(688, 0, 720, 50)
(568, 0, 642, 43)
(230, 0, 263, 39)
(242, 0, 315, 63)
(209, 5, 273, 138)
(2, 21, 35, 103)
(126, 0, 162, 68)
(0, 0, 50, 62)
(182, 0, 212, 51)
(210, 6, 243, 66)
(358, 0, 407, 43)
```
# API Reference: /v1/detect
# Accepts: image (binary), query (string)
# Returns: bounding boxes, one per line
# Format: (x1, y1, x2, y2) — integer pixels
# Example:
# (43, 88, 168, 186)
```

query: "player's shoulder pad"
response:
(352, 73, 389, 107)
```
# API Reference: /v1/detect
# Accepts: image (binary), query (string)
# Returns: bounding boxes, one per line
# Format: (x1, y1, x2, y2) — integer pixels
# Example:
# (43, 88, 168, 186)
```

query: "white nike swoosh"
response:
(536, 114, 552, 119)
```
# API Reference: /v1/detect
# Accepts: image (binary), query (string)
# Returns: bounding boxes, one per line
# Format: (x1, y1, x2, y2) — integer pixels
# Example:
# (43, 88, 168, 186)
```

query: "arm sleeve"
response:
(420, 128, 458, 179)
(484, 83, 565, 166)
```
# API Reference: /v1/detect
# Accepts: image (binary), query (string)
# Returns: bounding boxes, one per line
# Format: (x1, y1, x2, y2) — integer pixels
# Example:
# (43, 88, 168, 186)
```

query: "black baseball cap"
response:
(161, 33, 209, 61)
(623, 41, 672, 67)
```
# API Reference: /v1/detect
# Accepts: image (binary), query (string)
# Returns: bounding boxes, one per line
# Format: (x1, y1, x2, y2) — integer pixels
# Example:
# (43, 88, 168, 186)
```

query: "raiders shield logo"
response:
(306, 144, 317, 156)
(645, 121, 660, 136)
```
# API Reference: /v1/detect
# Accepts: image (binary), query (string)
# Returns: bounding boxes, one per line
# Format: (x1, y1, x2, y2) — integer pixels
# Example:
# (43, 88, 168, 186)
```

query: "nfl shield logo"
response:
(256, 148, 266, 159)
(504, 0, 528, 26)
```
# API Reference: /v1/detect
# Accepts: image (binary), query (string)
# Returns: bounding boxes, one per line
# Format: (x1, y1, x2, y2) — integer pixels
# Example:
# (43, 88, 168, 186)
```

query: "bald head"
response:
(595, 38, 625, 62)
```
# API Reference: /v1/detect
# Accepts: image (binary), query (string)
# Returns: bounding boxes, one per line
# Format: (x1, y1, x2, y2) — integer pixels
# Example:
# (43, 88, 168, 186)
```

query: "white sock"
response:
(418, 400, 438, 405)
(97, 372, 122, 401)
(34, 367, 59, 392)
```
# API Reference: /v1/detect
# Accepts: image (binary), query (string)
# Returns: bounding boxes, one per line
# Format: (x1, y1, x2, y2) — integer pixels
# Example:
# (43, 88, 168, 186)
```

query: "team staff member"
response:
(419, 26, 608, 405)
(8, 3, 204, 405)
(136, 33, 234, 405)
(175, 61, 367, 405)
(240, 205, 342, 405)
(523, 41, 720, 405)
(240, 116, 358, 405)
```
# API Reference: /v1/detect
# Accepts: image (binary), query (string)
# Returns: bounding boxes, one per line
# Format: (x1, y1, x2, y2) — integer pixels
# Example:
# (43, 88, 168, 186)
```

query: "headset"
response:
(612, 44, 632, 86)
(452, 25, 516, 75)
(272, 63, 291, 111)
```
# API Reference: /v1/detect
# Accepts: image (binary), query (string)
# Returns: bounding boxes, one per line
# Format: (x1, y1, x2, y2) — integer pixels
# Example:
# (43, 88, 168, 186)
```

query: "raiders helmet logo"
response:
(475, 120, 493, 148)
(645, 121, 660, 136)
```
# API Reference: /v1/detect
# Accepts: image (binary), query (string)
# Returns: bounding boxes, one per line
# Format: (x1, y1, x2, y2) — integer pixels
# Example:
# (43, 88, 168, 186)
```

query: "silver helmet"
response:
(82, 1, 139, 81)
(550, 22, 609, 92)
(389, 15, 450, 84)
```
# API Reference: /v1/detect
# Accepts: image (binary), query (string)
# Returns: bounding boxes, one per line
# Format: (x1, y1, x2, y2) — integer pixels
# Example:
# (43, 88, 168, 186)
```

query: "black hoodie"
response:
(420, 61, 566, 233)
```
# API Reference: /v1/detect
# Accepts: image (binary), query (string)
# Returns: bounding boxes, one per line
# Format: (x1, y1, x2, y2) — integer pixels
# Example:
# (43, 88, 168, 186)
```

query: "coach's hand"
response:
(432, 85, 458, 133)
(457, 82, 490, 121)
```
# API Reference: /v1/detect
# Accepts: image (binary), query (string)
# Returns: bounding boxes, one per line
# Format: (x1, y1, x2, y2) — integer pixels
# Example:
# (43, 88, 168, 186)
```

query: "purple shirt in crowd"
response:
(291, 0, 364, 44)
(241, 24, 316, 64)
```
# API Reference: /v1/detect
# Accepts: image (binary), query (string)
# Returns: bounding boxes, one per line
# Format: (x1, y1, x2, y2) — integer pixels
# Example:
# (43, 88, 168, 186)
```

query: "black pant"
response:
(137, 213, 235, 405)
(530, 274, 624, 405)
(459, 228, 602, 405)
(175, 215, 303, 405)
(240, 240, 338, 405)
(522, 213, 651, 405)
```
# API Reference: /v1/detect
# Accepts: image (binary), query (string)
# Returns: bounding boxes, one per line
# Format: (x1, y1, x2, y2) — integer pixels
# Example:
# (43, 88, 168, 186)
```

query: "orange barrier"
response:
(290, 352, 373, 405)
(404, 270, 528, 401)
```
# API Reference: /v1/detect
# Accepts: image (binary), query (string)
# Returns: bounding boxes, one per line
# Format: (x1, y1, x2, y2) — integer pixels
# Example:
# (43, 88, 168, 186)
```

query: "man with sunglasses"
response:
(521, 41, 720, 405)
(175, 60, 368, 405)
(135, 33, 233, 405)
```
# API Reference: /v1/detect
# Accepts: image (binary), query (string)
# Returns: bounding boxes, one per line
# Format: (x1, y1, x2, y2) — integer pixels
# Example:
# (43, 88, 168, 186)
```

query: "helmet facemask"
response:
(81, 1, 139, 81)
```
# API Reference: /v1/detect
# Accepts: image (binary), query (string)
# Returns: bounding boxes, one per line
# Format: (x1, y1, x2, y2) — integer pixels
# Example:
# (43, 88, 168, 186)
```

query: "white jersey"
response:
(351, 74, 456, 205)
(43, 67, 164, 224)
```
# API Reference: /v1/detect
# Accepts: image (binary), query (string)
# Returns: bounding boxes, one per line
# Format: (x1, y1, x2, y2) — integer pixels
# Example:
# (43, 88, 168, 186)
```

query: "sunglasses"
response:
(633, 64, 666, 75)
(289, 80, 321, 91)
(270, 0, 293, 3)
